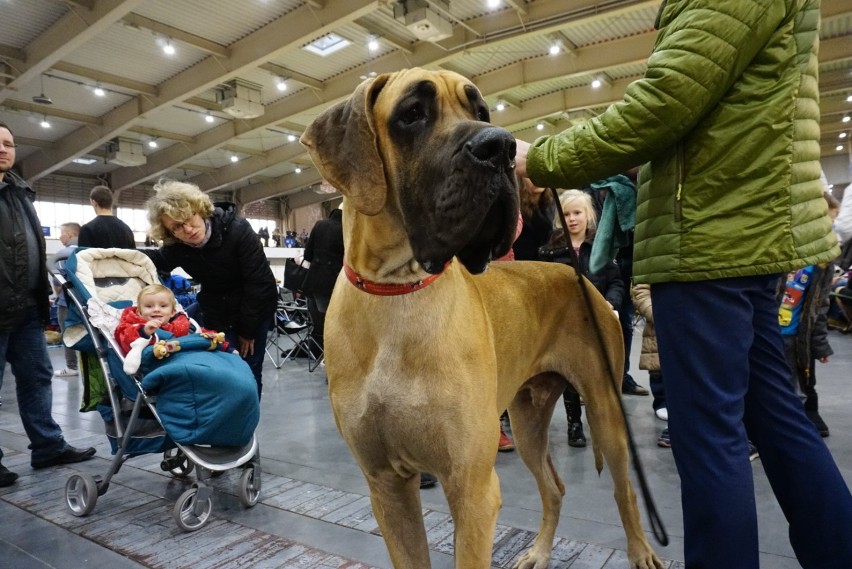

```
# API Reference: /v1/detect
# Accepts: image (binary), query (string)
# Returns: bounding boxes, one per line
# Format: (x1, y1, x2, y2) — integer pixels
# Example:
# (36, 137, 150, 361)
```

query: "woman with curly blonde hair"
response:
(143, 179, 277, 399)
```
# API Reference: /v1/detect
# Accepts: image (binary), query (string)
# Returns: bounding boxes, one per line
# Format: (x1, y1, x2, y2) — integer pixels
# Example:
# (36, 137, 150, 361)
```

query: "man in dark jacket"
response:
(0, 122, 96, 486)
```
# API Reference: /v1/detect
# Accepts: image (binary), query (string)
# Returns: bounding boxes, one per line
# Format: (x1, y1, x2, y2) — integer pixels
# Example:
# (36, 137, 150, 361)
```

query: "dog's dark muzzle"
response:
(464, 127, 516, 177)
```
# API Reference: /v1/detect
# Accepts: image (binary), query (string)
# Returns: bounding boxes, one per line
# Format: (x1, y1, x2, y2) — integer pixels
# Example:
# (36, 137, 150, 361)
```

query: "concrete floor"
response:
(1, 321, 851, 568)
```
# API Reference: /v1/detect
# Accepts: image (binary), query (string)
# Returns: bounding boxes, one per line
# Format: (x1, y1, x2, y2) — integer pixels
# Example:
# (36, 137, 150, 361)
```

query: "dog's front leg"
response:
(443, 460, 502, 568)
(365, 470, 431, 569)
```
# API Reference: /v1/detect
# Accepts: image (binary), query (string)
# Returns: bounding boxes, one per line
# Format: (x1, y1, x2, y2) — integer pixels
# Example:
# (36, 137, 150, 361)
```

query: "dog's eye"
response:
(400, 104, 426, 126)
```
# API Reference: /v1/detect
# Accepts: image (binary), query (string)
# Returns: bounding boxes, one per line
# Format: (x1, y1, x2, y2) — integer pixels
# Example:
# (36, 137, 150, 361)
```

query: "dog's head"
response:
(301, 68, 518, 275)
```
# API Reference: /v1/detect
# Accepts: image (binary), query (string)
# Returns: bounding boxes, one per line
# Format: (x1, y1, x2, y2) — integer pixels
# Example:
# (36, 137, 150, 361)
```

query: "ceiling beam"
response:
(106, 0, 660, 191)
(0, 0, 146, 104)
(127, 125, 194, 143)
(237, 167, 322, 205)
(190, 141, 308, 193)
(1, 99, 101, 125)
(355, 21, 414, 54)
(19, 0, 378, 183)
(120, 13, 230, 58)
(51, 61, 159, 96)
(258, 63, 324, 91)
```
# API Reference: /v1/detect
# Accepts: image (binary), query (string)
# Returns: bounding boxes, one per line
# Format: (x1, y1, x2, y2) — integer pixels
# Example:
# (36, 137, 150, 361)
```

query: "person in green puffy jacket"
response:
(515, 1, 852, 568)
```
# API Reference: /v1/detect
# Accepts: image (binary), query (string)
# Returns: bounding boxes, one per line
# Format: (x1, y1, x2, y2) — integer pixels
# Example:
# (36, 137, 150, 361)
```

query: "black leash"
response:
(548, 187, 669, 546)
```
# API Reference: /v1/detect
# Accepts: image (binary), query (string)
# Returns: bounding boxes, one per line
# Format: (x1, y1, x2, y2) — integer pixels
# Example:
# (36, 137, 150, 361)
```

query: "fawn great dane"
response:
(301, 68, 662, 569)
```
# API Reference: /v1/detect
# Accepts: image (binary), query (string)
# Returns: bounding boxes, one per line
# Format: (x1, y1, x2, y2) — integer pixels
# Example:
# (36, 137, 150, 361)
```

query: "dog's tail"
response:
(574, 271, 625, 475)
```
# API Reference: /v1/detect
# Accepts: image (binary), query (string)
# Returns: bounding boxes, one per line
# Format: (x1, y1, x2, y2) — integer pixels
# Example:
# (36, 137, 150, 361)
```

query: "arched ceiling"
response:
(1, 0, 850, 209)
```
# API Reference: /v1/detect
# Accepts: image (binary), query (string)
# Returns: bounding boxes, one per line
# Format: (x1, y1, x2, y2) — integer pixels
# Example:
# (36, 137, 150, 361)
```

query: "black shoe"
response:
(622, 376, 649, 396)
(31, 445, 96, 470)
(568, 422, 587, 448)
(419, 472, 437, 489)
(806, 410, 830, 437)
(0, 465, 19, 487)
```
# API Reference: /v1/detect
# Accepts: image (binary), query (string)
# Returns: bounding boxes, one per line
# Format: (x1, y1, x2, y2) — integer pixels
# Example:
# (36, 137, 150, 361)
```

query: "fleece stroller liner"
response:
(63, 247, 260, 449)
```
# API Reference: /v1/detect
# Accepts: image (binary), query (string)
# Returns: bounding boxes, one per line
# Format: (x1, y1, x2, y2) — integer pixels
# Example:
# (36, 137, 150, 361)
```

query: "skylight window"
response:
(303, 33, 351, 57)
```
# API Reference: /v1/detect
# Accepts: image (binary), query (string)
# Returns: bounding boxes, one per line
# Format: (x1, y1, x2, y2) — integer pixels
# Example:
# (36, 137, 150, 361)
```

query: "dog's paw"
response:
(628, 543, 665, 569)
(512, 547, 551, 569)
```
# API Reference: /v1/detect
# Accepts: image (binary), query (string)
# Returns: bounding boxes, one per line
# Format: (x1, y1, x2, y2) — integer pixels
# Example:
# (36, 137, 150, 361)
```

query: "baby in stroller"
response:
(115, 284, 230, 372)
(58, 247, 262, 531)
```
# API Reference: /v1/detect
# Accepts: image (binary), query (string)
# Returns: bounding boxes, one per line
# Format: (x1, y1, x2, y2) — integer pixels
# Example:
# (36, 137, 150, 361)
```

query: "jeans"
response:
(224, 318, 269, 400)
(653, 275, 852, 569)
(0, 305, 67, 462)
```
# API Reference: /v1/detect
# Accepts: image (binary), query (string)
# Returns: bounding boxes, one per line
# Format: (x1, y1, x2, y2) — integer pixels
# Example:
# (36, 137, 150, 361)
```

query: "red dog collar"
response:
(343, 263, 447, 296)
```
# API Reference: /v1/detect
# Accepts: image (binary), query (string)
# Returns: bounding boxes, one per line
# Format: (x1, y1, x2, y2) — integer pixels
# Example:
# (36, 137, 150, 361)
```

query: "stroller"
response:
(56, 248, 261, 531)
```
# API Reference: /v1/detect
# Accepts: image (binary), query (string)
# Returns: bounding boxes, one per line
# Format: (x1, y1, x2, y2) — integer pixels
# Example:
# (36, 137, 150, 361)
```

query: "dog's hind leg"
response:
(365, 470, 432, 569)
(580, 376, 664, 569)
(506, 373, 567, 569)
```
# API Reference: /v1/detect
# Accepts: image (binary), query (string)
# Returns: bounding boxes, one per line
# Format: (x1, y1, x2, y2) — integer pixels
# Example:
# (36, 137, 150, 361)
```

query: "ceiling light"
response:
(205, 112, 214, 123)
(72, 157, 98, 165)
(163, 39, 175, 55)
(487, 0, 501, 8)
(367, 36, 380, 52)
(93, 84, 105, 97)
(847, 94, 852, 103)
(275, 77, 287, 92)
(549, 42, 561, 56)
(148, 139, 158, 148)
(495, 101, 506, 112)
(536, 122, 544, 131)
(838, 145, 845, 151)
(294, 167, 302, 174)
(230, 154, 239, 163)
(841, 132, 848, 139)
(287, 134, 297, 142)
(591, 78, 603, 89)
(843, 116, 851, 123)
(40, 116, 51, 129)
(32, 75, 53, 105)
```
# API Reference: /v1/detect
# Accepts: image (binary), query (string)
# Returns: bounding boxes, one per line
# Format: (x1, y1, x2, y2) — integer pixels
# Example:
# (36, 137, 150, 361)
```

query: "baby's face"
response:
(138, 292, 175, 324)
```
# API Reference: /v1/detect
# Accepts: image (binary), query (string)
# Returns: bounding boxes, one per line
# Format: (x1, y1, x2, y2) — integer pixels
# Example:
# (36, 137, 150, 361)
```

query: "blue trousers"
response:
(652, 275, 852, 568)
(223, 319, 269, 400)
(0, 305, 68, 463)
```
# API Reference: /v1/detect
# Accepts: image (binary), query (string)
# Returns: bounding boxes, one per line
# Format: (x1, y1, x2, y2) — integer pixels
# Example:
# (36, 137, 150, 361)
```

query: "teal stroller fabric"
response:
(140, 333, 259, 447)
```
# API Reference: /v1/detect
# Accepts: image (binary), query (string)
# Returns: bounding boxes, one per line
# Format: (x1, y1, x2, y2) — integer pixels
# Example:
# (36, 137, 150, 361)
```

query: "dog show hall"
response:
(1, 2, 852, 569)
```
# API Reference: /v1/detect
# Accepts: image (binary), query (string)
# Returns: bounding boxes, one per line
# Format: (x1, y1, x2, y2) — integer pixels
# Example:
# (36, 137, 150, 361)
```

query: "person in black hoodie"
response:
(301, 206, 343, 351)
(143, 179, 278, 399)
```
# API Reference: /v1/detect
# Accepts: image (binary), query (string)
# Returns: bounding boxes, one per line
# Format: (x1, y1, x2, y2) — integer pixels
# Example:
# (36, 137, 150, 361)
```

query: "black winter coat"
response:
(0, 173, 50, 331)
(576, 240, 625, 309)
(145, 203, 277, 339)
(302, 209, 344, 299)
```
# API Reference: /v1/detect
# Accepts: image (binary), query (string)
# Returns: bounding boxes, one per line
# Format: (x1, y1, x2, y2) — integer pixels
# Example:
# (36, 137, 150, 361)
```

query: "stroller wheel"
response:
(173, 486, 213, 531)
(65, 473, 98, 517)
(161, 448, 194, 478)
(238, 464, 262, 507)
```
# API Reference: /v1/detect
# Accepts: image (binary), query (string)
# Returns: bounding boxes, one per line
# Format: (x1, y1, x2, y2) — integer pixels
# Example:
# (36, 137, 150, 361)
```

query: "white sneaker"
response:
(53, 368, 79, 378)
(655, 407, 668, 421)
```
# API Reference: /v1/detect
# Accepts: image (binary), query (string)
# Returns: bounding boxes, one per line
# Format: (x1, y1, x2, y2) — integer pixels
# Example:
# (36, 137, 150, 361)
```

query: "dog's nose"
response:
(465, 127, 516, 171)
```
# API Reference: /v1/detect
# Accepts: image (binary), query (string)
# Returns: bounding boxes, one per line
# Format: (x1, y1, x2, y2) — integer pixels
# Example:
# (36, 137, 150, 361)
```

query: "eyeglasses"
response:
(167, 220, 196, 234)
(0, 142, 16, 149)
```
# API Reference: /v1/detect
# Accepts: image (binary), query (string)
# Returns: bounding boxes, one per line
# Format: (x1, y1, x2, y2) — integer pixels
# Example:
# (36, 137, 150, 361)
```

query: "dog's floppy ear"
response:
(301, 75, 390, 216)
